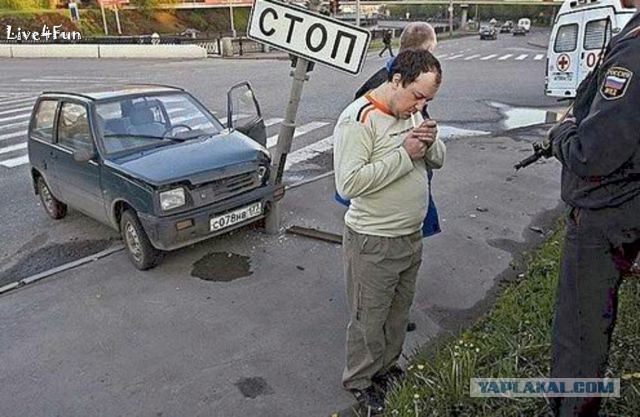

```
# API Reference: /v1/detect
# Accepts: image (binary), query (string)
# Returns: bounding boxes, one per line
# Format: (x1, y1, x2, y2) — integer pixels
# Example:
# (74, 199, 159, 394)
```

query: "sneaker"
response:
(372, 365, 406, 394)
(350, 386, 385, 414)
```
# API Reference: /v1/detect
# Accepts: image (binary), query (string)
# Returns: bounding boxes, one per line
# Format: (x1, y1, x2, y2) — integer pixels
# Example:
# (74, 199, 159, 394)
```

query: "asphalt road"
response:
(0, 27, 573, 417)
(0, 28, 557, 276)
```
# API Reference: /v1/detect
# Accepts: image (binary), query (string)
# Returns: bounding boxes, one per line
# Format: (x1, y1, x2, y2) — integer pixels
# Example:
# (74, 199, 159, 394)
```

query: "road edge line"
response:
(0, 244, 125, 295)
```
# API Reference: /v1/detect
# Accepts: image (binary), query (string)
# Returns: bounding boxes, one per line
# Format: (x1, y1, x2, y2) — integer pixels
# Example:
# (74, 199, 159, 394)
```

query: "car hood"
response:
(104, 131, 269, 187)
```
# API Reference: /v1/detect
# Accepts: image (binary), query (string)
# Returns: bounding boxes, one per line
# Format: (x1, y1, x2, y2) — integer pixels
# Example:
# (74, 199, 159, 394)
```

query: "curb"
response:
(0, 244, 125, 296)
(527, 41, 548, 50)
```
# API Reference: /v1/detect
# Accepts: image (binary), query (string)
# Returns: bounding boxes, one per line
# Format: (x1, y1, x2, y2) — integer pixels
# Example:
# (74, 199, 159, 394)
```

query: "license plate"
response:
(210, 202, 262, 232)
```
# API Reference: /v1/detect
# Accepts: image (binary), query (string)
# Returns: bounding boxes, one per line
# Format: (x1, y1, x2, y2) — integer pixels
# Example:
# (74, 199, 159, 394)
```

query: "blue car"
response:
(28, 84, 281, 270)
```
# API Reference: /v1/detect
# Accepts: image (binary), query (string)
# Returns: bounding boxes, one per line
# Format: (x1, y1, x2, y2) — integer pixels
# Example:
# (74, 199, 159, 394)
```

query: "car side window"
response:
(32, 100, 58, 143)
(57, 102, 93, 152)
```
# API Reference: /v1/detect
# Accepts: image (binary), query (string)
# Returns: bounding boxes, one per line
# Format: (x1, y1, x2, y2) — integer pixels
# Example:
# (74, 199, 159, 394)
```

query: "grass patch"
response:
(384, 223, 640, 416)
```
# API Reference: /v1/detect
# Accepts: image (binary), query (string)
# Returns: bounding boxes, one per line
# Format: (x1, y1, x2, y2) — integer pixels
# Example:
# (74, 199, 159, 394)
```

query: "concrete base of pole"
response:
(264, 201, 282, 235)
(221, 37, 234, 57)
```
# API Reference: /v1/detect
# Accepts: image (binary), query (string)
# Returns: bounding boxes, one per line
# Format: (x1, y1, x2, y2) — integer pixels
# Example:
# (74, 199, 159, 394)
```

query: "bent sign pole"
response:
(247, 0, 370, 233)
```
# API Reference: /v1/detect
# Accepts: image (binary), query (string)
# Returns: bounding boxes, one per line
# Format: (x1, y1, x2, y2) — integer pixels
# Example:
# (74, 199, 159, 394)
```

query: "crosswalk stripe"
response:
(267, 121, 329, 149)
(0, 155, 28, 168)
(446, 54, 465, 60)
(0, 130, 26, 142)
(0, 106, 32, 116)
(2, 120, 29, 130)
(498, 54, 513, 61)
(264, 117, 283, 127)
(0, 96, 36, 107)
(435, 53, 449, 59)
(464, 54, 482, 61)
(480, 54, 498, 60)
(285, 136, 333, 169)
(0, 112, 30, 123)
(515, 54, 528, 60)
(0, 143, 27, 155)
(534, 54, 545, 60)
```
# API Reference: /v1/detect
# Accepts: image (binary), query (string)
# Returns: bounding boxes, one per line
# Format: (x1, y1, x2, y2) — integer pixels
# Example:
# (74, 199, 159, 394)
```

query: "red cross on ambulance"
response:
(557, 54, 571, 72)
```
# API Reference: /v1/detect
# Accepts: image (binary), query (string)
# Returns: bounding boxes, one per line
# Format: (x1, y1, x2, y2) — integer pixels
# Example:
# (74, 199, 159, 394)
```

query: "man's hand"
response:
(402, 135, 427, 160)
(410, 119, 438, 148)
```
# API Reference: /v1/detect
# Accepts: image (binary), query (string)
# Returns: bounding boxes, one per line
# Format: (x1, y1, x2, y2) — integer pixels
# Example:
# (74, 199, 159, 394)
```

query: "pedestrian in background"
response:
(378, 29, 394, 58)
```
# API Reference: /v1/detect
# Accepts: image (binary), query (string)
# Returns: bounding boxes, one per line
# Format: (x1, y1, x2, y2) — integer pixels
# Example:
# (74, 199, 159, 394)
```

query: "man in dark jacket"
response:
(360, 23, 437, 99)
(548, 3, 640, 416)
(378, 29, 394, 57)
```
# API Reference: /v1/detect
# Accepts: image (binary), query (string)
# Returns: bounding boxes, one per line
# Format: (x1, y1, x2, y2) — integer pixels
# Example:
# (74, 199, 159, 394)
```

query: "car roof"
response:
(40, 84, 185, 101)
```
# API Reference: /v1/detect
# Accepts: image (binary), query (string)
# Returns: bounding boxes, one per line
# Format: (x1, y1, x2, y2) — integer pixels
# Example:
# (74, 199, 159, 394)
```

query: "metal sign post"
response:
(100, 2, 109, 35)
(114, 5, 122, 35)
(247, 0, 370, 233)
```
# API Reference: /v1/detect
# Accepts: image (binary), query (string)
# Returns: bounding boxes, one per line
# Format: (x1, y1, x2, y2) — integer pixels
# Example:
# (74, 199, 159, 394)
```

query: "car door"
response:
(578, 9, 613, 85)
(226, 82, 267, 147)
(28, 99, 61, 197)
(548, 16, 582, 96)
(53, 101, 108, 223)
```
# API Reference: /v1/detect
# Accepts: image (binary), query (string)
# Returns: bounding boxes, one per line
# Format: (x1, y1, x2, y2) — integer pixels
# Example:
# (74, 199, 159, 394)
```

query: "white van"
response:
(545, 0, 636, 98)
(518, 18, 532, 32)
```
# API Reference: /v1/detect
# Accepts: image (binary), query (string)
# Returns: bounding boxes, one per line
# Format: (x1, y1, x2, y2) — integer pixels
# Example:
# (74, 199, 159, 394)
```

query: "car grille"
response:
(192, 171, 261, 205)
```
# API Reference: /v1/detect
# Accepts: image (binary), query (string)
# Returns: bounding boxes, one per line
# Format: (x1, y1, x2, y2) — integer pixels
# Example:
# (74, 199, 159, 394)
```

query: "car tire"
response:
(120, 209, 163, 270)
(37, 176, 67, 220)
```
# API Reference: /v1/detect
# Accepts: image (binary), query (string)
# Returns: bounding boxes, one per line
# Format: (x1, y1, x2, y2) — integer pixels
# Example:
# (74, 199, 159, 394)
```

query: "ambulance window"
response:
(554, 24, 579, 52)
(584, 19, 611, 50)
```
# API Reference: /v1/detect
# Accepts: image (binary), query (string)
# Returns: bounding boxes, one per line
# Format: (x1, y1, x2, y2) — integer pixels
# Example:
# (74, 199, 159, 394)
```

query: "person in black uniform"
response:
(548, 2, 640, 416)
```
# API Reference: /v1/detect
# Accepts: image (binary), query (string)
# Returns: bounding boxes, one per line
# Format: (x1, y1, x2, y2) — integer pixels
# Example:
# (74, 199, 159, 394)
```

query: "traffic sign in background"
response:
(248, 0, 371, 75)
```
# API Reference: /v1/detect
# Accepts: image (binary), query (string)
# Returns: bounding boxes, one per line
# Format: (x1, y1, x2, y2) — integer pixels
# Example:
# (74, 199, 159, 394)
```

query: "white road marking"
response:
(0, 154, 28, 168)
(534, 54, 545, 60)
(267, 121, 329, 149)
(0, 106, 32, 116)
(0, 143, 27, 155)
(464, 54, 482, 60)
(480, 54, 498, 60)
(0, 130, 26, 142)
(498, 54, 514, 61)
(515, 54, 528, 60)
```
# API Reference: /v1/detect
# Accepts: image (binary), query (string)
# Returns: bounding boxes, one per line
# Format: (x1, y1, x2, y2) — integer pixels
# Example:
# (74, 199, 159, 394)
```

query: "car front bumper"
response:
(138, 184, 279, 251)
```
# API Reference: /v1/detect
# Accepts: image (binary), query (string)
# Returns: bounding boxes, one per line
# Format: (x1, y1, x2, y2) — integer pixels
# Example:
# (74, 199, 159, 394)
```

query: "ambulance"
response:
(545, 0, 636, 98)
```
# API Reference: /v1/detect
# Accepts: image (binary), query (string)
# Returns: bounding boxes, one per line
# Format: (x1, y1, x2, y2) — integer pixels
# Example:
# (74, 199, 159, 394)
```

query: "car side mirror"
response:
(73, 148, 96, 163)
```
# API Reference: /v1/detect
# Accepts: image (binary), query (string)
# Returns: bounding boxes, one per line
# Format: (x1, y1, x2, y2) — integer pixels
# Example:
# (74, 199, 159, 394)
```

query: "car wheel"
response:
(120, 209, 163, 270)
(37, 176, 67, 220)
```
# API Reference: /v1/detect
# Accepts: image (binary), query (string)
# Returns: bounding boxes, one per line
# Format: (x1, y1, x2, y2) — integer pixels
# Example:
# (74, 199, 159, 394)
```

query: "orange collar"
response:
(364, 93, 394, 117)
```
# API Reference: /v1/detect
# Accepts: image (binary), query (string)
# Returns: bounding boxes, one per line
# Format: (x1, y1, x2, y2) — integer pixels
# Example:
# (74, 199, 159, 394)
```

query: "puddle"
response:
(0, 239, 114, 288)
(190, 251, 252, 282)
(439, 125, 489, 139)
(488, 101, 550, 130)
(234, 377, 274, 399)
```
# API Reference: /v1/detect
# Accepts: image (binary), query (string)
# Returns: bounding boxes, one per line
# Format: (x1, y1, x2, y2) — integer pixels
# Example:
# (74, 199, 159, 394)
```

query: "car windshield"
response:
(96, 92, 223, 155)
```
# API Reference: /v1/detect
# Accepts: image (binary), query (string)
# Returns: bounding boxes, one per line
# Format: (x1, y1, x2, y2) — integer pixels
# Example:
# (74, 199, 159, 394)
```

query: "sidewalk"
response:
(0, 131, 563, 417)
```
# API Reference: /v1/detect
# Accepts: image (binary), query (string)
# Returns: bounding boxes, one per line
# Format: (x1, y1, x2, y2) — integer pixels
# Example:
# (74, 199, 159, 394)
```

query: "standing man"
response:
(378, 29, 394, 57)
(548, 3, 640, 416)
(334, 50, 446, 414)
(357, 22, 437, 99)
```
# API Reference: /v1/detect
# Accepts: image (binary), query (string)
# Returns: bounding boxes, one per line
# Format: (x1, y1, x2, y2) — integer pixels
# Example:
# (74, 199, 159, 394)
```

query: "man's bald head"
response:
(399, 22, 437, 53)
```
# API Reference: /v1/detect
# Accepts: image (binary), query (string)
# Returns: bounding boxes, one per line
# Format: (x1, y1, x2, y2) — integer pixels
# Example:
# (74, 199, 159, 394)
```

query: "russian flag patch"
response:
(600, 66, 633, 100)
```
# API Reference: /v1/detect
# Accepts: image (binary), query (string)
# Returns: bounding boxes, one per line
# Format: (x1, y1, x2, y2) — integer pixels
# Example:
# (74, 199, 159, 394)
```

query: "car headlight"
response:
(257, 165, 269, 183)
(160, 188, 186, 211)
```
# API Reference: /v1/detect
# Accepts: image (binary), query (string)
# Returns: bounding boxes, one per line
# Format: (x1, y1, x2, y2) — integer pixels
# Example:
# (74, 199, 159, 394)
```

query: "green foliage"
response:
(384, 226, 640, 416)
(0, 0, 49, 10)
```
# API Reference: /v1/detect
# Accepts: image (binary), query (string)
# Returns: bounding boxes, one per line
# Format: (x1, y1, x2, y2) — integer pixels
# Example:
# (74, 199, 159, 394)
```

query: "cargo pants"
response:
(342, 226, 423, 390)
(551, 197, 640, 417)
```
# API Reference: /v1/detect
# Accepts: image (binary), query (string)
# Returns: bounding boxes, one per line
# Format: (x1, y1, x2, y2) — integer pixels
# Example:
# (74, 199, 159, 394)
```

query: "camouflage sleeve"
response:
(551, 39, 640, 177)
